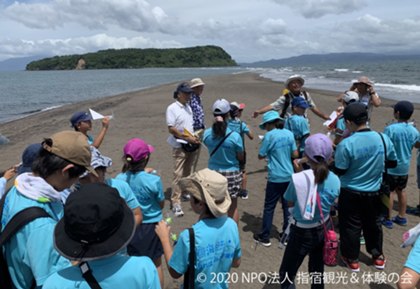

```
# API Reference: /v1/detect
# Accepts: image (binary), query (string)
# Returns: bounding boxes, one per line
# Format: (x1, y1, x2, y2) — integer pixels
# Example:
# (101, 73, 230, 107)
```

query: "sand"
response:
(0, 72, 419, 289)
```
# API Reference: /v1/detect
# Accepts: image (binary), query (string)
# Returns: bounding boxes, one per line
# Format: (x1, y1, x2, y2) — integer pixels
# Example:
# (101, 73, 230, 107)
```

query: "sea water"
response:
(248, 58, 420, 104)
(0, 59, 419, 124)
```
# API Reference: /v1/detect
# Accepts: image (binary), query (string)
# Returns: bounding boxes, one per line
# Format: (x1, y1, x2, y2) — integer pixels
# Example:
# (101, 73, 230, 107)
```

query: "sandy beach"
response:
(0, 72, 419, 289)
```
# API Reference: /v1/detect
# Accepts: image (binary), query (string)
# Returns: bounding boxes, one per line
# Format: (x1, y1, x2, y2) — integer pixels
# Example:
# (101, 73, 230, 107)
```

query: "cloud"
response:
(272, 0, 365, 18)
(4, 0, 170, 32)
(0, 34, 182, 58)
(316, 14, 420, 53)
(261, 18, 287, 34)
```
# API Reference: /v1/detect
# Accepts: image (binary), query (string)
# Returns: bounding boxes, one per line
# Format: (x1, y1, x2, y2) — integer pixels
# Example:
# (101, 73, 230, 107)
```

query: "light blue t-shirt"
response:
(259, 128, 297, 183)
(1, 187, 71, 289)
(285, 114, 310, 149)
(405, 235, 420, 274)
(335, 130, 397, 192)
(105, 178, 140, 210)
(42, 255, 160, 289)
(169, 216, 241, 289)
(0, 177, 7, 198)
(284, 171, 340, 224)
(203, 127, 244, 171)
(384, 122, 419, 176)
(116, 171, 164, 223)
(227, 119, 250, 139)
(336, 117, 346, 135)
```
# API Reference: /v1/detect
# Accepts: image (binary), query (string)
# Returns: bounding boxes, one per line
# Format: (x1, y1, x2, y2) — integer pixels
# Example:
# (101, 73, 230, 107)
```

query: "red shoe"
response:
(341, 256, 360, 272)
(373, 255, 386, 270)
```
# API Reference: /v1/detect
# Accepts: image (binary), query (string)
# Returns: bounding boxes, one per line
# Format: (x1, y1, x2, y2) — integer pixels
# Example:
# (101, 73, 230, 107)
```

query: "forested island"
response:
(26, 45, 237, 70)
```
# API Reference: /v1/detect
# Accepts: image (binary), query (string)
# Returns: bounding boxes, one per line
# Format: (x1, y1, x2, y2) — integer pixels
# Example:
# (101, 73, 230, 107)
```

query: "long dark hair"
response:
(310, 156, 330, 184)
(212, 113, 228, 138)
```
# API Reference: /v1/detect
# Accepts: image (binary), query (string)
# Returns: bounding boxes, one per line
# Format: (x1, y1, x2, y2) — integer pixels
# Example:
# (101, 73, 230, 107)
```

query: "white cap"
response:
(342, 91, 359, 104)
(212, 99, 231, 115)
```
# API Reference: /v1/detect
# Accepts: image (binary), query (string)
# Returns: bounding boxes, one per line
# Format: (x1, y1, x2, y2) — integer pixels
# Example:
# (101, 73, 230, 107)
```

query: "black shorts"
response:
(127, 222, 163, 260)
(388, 174, 408, 191)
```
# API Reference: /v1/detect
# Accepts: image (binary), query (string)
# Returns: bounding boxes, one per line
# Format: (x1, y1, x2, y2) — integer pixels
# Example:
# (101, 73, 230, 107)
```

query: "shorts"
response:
(217, 170, 242, 198)
(127, 222, 163, 260)
(388, 174, 408, 191)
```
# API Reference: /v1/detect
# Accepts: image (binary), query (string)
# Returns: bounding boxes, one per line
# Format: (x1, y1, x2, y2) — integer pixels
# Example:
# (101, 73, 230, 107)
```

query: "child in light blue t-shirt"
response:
(382, 101, 420, 228)
(284, 97, 310, 157)
(253, 110, 298, 247)
(228, 101, 254, 200)
(116, 138, 165, 288)
(155, 169, 241, 289)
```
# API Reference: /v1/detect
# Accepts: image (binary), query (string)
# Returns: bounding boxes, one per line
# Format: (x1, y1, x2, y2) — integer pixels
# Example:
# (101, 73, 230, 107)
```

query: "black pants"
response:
(279, 224, 325, 289)
(338, 188, 383, 260)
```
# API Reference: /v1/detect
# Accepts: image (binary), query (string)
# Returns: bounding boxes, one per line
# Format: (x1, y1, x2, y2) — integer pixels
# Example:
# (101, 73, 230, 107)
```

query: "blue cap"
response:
(70, 111, 92, 127)
(176, 82, 194, 94)
(18, 143, 42, 174)
(291, 97, 310, 109)
(259, 111, 282, 130)
(394, 101, 414, 120)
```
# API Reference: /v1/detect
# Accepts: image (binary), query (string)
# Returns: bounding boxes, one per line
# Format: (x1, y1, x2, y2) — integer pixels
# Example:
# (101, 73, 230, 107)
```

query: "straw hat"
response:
(190, 78, 205, 88)
(179, 169, 231, 217)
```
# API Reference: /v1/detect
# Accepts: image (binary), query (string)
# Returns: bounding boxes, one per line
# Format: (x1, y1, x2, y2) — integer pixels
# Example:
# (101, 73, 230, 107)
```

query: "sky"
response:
(0, 0, 420, 63)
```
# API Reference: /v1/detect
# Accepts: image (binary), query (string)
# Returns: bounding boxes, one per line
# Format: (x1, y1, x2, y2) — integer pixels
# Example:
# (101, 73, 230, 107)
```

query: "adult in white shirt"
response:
(166, 82, 200, 217)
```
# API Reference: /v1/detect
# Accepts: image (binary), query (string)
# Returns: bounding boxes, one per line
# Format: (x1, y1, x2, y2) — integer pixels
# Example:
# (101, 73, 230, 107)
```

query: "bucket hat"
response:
(285, 75, 305, 88)
(123, 138, 155, 162)
(190, 78, 205, 88)
(353, 76, 373, 87)
(259, 111, 282, 130)
(54, 183, 135, 261)
(304, 133, 333, 163)
(179, 168, 231, 218)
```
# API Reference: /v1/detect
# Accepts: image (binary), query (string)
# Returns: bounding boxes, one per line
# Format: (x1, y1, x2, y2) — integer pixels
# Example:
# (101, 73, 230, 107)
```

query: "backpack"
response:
(280, 91, 309, 118)
(0, 191, 50, 289)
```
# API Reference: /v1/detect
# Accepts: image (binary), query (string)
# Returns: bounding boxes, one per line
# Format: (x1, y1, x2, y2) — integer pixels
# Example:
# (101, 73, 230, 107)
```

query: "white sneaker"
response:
(173, 204, 184, 217)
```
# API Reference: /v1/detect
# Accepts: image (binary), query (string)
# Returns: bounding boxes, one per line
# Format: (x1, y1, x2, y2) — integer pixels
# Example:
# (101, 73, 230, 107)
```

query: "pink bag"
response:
(316, 193, 338, 267)
(323, 229, 338, 266)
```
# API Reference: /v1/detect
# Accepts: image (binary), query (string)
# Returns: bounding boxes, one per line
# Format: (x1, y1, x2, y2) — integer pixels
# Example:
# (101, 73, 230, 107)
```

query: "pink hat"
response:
(304, 133, 333, 163)
(123, 138, 155, 162)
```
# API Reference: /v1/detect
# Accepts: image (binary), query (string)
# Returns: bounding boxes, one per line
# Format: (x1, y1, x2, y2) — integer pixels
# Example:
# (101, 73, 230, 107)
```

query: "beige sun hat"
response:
(179, 168, 231, 217)
(353, 76, 373, 87)
(190, 78, 205, 88)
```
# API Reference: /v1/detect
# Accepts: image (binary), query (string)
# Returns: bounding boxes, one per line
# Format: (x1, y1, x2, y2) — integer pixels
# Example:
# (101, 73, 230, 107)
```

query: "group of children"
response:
(1, 75, 420, 289)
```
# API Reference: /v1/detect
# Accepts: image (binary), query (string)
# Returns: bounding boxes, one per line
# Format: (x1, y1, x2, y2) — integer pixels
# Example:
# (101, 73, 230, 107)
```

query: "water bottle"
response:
(164, 212, 178, 245)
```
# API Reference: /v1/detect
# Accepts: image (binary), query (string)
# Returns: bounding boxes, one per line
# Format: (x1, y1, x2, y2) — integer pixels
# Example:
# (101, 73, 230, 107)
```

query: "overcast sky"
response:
(1, 0, 419, 62)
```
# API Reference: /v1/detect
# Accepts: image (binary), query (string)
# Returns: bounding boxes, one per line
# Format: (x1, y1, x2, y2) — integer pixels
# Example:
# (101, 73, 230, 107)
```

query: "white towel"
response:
(292, 170, 318, 220)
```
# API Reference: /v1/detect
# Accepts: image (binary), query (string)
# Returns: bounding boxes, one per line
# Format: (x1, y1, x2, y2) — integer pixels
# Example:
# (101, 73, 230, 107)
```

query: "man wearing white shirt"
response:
(166, 82, 200, 217)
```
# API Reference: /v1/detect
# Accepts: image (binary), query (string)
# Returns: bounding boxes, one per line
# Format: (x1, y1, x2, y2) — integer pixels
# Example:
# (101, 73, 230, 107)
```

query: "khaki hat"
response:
(353, 76, 373, 87)
(190, 78, 205, 88)
(179, 168, 231, 217)
(42, 131, 96, 176)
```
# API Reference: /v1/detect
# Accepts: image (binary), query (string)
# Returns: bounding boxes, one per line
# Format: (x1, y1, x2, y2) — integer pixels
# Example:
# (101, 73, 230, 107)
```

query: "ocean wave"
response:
(41, 105, 63, 112)
(375, 83, 420, 92)
(334, 68, 349, 72)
